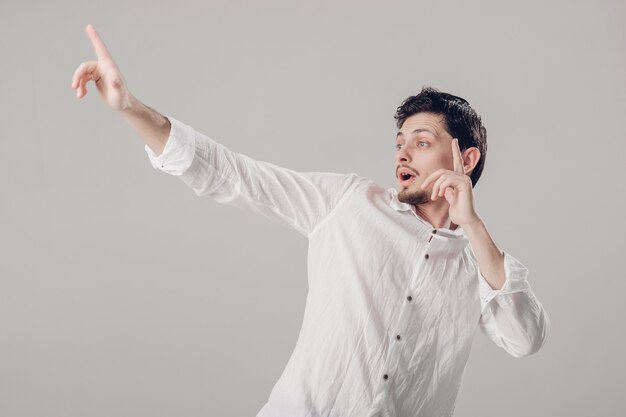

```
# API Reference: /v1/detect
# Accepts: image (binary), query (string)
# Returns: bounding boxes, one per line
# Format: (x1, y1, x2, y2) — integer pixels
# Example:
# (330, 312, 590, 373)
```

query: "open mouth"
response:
(398, 169, 417, 185)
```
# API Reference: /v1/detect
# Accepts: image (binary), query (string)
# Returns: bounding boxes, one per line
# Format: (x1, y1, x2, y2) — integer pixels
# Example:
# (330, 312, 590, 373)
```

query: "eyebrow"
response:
(396, 128, 437, 140)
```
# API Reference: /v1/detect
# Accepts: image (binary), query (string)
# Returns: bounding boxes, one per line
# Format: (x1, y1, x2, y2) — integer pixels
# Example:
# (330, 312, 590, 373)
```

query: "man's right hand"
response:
(71, 24, 133, 111)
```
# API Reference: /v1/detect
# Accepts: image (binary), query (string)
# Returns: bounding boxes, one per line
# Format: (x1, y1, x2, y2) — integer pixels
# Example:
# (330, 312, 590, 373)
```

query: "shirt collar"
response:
(388, 188, 467, 239)
(389, 188, 414, 212)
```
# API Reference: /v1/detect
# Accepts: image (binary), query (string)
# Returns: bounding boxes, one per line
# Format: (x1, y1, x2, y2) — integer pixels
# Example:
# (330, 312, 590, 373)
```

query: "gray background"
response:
(1, 0, 624, 416)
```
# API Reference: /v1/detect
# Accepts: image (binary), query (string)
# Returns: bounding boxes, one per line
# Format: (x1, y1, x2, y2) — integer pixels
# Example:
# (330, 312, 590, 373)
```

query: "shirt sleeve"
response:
(474, 249, 551, 358)
(144, 115, 196, 175)
(144, 115, 367, 237)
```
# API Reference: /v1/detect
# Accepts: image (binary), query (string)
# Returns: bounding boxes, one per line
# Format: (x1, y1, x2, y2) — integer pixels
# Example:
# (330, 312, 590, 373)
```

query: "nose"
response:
(395, 147, 411, 165)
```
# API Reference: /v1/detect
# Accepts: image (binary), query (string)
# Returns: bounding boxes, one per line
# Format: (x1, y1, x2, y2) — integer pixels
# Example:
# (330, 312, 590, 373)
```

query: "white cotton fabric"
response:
(144, 116, 550, 417)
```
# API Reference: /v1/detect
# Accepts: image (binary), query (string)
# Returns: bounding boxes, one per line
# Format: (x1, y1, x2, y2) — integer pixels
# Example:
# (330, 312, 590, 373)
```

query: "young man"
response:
(72, 24, 550, 417)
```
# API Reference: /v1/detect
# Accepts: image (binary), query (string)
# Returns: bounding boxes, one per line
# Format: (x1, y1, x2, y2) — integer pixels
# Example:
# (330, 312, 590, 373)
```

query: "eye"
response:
(396, 141, 428, 151)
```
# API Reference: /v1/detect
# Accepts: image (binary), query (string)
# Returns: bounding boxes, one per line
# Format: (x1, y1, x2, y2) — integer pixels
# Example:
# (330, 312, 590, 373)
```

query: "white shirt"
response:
(145, 115, 550, 417)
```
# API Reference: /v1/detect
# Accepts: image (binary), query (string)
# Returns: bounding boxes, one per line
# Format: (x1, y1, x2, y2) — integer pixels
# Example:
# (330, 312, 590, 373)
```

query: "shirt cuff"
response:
(478, 250, 532, 314)
(144, 115, 196, 176)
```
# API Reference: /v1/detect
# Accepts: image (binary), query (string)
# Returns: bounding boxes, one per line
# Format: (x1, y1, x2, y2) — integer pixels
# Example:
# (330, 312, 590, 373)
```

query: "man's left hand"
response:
(419, 138, 481, 227)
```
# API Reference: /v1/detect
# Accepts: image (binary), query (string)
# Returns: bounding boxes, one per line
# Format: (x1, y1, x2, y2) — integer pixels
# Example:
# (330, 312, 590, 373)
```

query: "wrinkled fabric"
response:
(145, 115, 550, 417)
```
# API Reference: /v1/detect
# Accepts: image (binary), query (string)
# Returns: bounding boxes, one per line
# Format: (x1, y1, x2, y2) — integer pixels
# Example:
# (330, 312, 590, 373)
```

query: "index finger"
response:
(451, 138, 464, 175)
(85, 24, 112, 61)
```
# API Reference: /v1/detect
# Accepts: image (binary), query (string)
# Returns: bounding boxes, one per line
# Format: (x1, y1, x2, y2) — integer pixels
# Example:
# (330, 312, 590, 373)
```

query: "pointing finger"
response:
(452, 138, 464, 175)
(85, 24, 112, 61)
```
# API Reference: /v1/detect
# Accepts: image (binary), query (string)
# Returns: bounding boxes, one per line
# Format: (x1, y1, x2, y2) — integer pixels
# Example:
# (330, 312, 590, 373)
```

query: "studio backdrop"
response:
(1, 0, 624, 416)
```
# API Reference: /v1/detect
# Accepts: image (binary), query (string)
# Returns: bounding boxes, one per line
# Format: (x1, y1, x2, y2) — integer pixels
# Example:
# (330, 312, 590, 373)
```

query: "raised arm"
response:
(72, 24, 369, 237)
(71, 24, 171, 155)
(145, 116, 367, 237)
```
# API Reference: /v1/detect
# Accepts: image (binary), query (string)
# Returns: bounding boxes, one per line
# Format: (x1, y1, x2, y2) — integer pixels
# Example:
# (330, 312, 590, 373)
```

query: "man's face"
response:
(394, 112, 456, 206)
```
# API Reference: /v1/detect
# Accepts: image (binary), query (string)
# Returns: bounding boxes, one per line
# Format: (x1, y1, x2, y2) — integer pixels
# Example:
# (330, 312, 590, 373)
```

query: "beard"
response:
(397, 185, 431, 206)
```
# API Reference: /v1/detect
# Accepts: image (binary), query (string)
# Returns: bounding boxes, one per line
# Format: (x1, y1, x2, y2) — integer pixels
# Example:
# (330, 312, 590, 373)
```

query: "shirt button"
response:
(383, 374, 389, 380)
(396, 334, 401, 340)
(432, 229, 437, 234)
(425, 253, 429, 259)
(407, 295, 412, 301)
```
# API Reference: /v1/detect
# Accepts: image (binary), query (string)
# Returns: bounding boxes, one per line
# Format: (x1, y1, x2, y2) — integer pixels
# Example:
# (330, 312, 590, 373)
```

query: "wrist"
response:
(118, 92, 138, 113)
(460, 214, 483, 230)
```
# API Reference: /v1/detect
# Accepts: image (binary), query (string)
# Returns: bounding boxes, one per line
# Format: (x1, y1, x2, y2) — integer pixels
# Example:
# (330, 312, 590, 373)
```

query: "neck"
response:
(413, 201, 456, 230)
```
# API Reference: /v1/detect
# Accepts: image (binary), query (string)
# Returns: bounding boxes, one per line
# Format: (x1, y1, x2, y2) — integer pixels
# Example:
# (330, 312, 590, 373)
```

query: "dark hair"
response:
(394, 86, 487, 187)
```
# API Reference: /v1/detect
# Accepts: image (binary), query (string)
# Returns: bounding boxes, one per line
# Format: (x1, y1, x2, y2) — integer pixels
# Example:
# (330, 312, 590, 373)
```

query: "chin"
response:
(397, 185, 431, 206)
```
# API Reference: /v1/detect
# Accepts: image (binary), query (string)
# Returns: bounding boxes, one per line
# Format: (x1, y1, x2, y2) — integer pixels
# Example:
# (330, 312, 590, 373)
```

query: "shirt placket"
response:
(371, 224, 438, 410)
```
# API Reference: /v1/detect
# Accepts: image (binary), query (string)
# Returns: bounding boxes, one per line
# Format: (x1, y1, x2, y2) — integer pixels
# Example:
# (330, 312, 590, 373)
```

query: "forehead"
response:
(396, 112, 448, 139)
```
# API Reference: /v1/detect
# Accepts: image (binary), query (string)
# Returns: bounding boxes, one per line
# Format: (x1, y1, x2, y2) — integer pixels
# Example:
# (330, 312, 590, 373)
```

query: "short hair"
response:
(393, 86, 487, 187)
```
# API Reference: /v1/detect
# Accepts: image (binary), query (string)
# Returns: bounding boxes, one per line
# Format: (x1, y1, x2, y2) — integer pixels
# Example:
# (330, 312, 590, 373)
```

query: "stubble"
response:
(397, 185, 431, 206)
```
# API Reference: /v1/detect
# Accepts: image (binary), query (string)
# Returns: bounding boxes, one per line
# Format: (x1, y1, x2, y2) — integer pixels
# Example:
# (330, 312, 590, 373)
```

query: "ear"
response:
(461, 147, 481, 177)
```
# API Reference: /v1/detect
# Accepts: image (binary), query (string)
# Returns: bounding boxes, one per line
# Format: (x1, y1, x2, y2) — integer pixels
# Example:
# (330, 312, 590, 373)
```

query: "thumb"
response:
(71, 60, 99, 89)
(72, 61, 101, 98)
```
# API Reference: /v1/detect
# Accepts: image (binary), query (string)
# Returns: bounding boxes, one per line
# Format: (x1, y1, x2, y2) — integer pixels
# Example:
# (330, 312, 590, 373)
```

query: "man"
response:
(72, 24, 550, 417)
